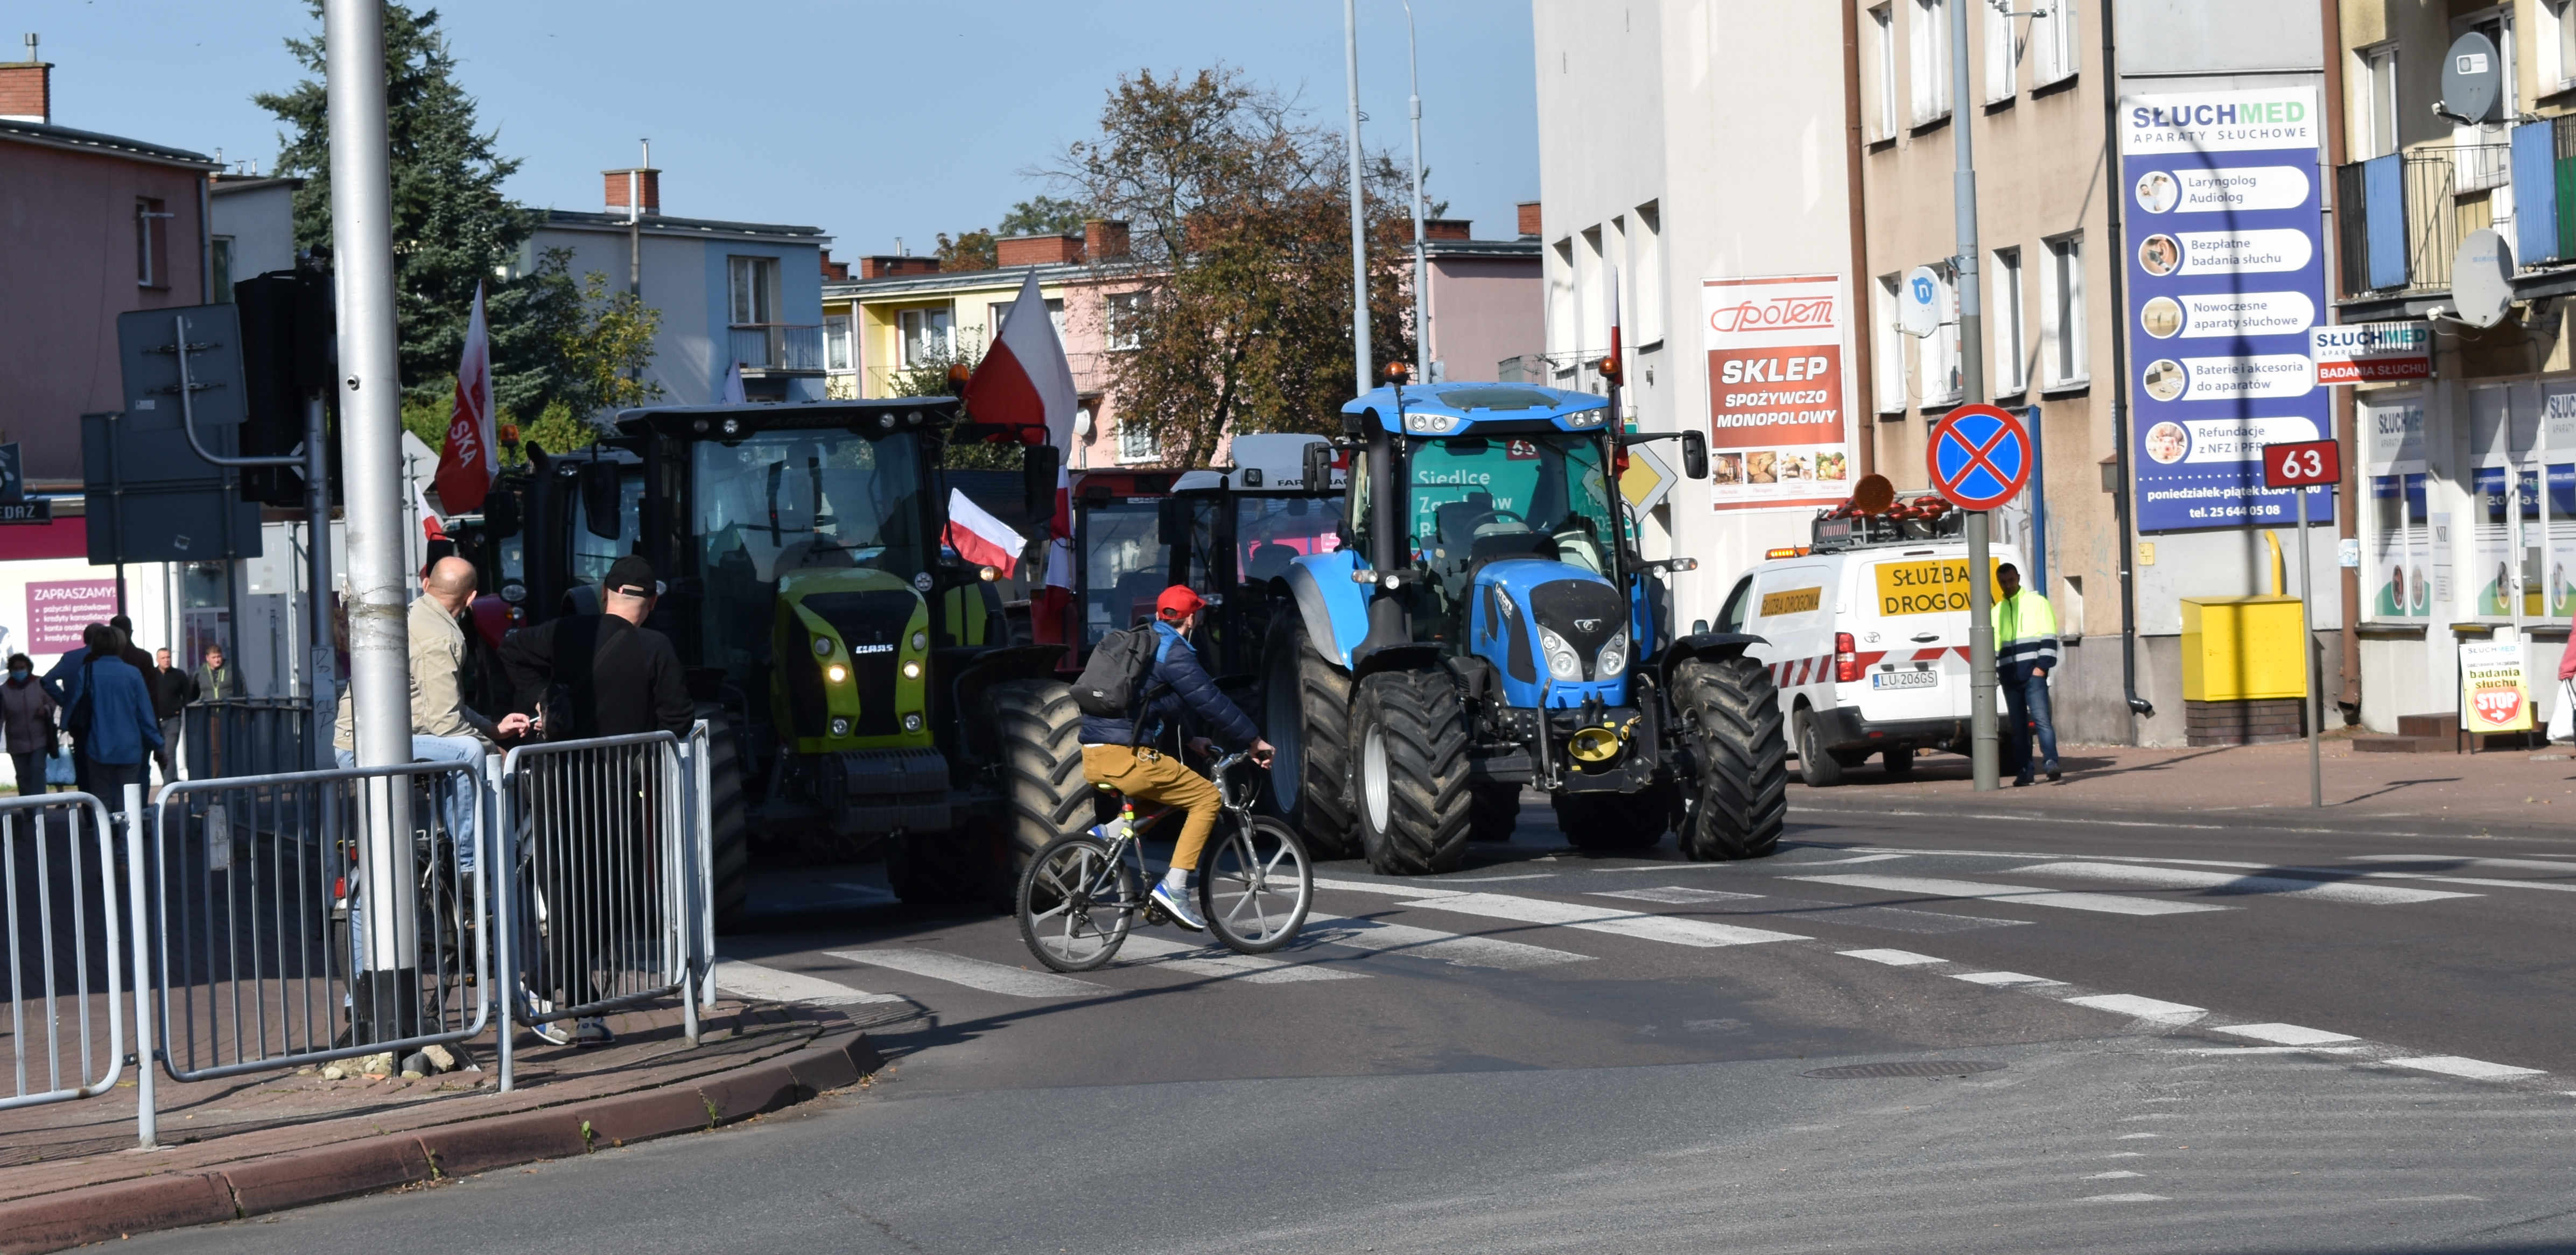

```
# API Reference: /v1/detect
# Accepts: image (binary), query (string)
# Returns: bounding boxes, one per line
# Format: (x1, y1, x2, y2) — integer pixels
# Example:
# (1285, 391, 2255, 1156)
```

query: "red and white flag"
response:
(944, 488, 1027, 576)
(963, 271, 1082, 643)
(432, 283, 497, 513)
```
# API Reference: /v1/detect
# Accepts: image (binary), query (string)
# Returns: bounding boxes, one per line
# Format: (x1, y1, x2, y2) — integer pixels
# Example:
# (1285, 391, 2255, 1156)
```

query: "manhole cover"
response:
(1801, 1060, 2006, 1080)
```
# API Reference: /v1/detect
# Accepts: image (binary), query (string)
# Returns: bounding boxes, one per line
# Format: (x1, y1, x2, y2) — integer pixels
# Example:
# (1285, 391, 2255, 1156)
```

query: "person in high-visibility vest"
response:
(1992, 562, 2061, 785)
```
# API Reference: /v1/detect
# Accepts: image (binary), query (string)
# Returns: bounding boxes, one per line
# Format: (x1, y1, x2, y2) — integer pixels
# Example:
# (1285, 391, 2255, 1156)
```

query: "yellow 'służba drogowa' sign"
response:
(1872, 559, 2002, 616)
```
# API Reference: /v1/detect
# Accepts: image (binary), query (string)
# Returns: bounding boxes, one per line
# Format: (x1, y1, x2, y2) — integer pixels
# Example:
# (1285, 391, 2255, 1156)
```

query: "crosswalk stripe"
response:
(1392, 891, 1808, 947)
(1952, 971, 2063, 987)
(1840, 948, 1945, 966)
(1315, 876, 1462, 897)
(2348, 855, 2576, 873)
(826, 948, 1106, 997)
(2215, 1023, 2358, 1046)
(2383, 1055, 2546, 1080)
(1300, 912, 1593, 970)
(2063, 993, 2206, 1025)
(1785, 873, 2230, 916)
(712, 959, 905, 1006)
(2002, 861, 2476, 906)
(1592, 886, 1765, 905)
(1111, 934, 1367, 983)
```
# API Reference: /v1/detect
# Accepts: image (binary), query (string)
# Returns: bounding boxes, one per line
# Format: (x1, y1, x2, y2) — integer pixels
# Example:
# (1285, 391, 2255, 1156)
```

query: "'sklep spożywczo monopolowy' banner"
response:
(1702, 274, 1852, 510)
(2121, 89, 2336, 532)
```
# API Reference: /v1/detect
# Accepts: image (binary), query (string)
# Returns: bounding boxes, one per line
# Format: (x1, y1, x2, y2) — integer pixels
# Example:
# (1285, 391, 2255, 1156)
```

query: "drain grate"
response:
(1801, 1060, 2006, 1080)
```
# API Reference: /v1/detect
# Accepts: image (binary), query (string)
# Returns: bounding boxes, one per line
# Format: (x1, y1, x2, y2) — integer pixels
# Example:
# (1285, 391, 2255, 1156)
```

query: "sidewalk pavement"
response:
(1792, 729, 2576, 838)
(0, 996, 908, 1254)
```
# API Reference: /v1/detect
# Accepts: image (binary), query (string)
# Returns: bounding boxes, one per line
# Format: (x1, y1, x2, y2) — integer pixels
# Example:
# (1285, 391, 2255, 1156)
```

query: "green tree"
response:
(1044, 67, 1417, 468)
(256, 2, 588, 416)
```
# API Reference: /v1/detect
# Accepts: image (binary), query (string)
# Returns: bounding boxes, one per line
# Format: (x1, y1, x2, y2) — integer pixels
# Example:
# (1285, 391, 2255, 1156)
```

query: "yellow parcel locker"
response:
(2179, 595, 2307, 702)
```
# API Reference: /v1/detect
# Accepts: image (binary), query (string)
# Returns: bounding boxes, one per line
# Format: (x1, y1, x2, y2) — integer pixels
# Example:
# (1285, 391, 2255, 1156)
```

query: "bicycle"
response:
(1017, 751, 1312, 972)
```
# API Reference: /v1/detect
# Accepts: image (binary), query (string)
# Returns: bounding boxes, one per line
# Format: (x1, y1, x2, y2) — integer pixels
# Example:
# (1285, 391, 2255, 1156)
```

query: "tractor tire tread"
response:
(1674, 657, 1789, 861)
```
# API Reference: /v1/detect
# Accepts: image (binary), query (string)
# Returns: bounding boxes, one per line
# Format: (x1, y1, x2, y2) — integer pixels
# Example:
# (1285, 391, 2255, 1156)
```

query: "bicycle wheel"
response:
(1017, 834, 1136, 972)
(1199, 816, 1311, 955)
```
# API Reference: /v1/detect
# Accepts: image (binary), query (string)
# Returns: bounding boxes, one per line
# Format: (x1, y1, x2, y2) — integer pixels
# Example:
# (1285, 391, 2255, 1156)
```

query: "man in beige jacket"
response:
(333, 557, 530, 864)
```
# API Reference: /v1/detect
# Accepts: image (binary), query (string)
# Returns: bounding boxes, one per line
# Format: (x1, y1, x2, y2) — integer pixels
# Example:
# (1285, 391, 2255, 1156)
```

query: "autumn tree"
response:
(1043, 67, 1417, 468)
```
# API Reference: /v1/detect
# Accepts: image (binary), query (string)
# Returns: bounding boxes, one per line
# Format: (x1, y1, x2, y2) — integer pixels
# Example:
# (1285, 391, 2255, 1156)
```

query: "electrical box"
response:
(2180, 595, 2307, 702)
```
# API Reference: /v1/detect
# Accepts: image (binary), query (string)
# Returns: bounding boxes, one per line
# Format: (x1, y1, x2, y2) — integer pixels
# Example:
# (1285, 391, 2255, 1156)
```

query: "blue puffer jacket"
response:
(1078, 621, 1261, 751)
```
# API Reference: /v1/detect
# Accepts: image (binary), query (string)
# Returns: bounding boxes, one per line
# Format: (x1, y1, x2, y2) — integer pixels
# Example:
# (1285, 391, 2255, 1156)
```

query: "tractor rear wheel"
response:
(1553, 788, 1670, 852)
(1673, 655, 1788, 861)
(889, 678, 1089, 909)
(1351, 669, 1471, 876)
(1262, 612, 1357, 857)
(1469, 784, 1521, 843)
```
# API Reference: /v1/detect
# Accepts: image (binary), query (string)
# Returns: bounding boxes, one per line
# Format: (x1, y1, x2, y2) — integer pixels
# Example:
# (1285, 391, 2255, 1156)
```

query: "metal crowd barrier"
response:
(144, 760, 489, 1143)
(495, 730, 700, 1088)
(183, 697, 318, 781)
(1, 791, 135, 1114)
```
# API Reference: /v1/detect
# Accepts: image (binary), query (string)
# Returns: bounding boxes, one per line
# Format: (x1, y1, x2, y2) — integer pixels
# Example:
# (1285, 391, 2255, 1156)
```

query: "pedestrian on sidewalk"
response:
(106, 615, 155, 675)
(1993, 562, 2061, 786)
(69, 625, 163, 809)
(498, 555, 692, 1047)
(3, 654, 57, 795)
(328, 558, 530, 854)
(149, 646, 189, 791)
(192, 643, 243, 701)
(42, 625, 103, 795)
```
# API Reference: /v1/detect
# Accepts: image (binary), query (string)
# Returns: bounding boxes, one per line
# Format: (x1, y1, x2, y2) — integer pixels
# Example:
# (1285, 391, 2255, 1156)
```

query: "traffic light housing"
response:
(233, 267, 340, 507)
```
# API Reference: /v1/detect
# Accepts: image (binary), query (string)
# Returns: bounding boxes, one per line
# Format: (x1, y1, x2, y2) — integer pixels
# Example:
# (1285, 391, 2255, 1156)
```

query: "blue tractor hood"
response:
(1470, 559, 1632, 709)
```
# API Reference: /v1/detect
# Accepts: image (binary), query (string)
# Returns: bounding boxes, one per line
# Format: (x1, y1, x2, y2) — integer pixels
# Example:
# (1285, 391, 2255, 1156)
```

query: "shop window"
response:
(2361, 391, 2431, 621)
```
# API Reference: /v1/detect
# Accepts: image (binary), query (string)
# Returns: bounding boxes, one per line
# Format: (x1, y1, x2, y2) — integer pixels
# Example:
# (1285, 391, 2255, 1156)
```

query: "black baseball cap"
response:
(603, 555, 663, 598)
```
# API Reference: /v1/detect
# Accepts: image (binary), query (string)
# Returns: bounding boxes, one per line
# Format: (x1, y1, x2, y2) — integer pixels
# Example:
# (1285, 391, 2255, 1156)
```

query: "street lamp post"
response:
(1344, 0, 1372, 397)
(1403, 0, 1429, 383)
(1948, 0, 1999, 792)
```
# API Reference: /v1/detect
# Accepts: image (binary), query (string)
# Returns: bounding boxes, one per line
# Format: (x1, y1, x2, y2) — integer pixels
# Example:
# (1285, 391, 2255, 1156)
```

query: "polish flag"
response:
(963, 271, 1082, 645)
(943, 488, 1026, 576)
(432, 283, 497, 514)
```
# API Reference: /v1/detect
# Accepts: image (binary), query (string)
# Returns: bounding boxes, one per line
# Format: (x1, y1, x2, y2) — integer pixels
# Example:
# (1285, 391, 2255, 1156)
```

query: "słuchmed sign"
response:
(2310, 321, 2431, 385)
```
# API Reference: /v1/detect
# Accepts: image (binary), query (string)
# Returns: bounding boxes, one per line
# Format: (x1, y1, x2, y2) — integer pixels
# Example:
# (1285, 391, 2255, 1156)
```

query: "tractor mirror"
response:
(1022, 442, 1060, 519)
(579, 463, 624, 540)
(1680, 431, 1709, 480)
(1303, 441, 1334, 491)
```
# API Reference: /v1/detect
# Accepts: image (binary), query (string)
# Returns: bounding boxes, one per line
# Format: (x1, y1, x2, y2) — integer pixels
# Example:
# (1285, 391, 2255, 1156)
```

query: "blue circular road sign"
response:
(1925, 404, 2031, 511)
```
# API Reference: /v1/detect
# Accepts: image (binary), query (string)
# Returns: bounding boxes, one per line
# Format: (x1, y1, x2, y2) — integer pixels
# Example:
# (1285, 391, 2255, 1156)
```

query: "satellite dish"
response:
(1850, 473, 1897, 515)
(1072, 410, 1094, 437)
(2441, 32, 2501, 124)
(2451, 228, 2515, 329)
(1900, 266, 1945, 339)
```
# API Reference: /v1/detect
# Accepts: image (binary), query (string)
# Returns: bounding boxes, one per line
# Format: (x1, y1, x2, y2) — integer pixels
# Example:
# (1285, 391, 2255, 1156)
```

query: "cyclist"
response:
(1079, 586, 1273, 931)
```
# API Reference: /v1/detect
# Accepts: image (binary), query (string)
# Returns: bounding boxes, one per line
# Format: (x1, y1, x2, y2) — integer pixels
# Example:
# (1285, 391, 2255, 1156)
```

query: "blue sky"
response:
(23, 1, 1540, 252)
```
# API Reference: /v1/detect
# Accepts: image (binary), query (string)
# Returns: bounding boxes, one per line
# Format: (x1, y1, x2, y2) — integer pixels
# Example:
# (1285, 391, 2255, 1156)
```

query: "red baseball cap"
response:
(1155, 586, 1207, 621)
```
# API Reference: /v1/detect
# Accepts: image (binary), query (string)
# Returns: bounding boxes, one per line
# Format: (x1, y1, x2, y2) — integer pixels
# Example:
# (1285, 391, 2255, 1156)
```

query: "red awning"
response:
(0, 518, 92, 563)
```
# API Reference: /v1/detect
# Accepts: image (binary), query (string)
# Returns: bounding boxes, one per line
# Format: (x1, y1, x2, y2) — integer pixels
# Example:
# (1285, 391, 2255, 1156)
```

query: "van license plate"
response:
(1871, 670, 1938, 690)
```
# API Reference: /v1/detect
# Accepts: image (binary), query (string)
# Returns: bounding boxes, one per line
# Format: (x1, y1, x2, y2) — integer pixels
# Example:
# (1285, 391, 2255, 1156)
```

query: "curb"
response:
(0, 1030, 882, 1254)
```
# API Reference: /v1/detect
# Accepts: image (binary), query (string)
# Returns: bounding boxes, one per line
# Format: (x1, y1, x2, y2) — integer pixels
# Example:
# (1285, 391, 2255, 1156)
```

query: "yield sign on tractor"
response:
(1926, 404, 2031, 511)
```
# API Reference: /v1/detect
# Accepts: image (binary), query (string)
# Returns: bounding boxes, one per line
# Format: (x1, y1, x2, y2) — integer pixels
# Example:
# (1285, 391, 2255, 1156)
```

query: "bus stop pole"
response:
(2298, 486, 2320, 807)
(1949, 0, 1998, 791)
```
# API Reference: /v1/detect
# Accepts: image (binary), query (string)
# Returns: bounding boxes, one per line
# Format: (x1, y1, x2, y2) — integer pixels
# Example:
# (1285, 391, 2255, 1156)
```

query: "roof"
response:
(0, 119, 217, 171)
(534, 208, 827, 244)
(209, 175, 303, 196)
(1420, 238, 1542, 260)
(1341, 383, 1610, 436)
(823, 260, 1151, 302)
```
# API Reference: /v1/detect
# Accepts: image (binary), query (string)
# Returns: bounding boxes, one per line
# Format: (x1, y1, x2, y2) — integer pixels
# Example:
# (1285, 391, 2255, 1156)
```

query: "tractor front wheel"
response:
(1673, 656, 1788, 861)
(1351, 669, 1471, 876)
(1262, 612, 1357, 858)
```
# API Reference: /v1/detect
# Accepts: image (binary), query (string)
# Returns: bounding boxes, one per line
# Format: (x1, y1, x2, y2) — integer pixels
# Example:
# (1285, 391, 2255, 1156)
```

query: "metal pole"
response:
(1403, 0, 1429, 383)
(125, 788, 155, 1150)
(1950, 0, 1997, 791)
(325, 0, 419, 1033)
(2027, 403, 2047, 595)
(1343, 0, 1372, 396)
(2298, 486, 2320, 806)
(305, 393, 334, 770)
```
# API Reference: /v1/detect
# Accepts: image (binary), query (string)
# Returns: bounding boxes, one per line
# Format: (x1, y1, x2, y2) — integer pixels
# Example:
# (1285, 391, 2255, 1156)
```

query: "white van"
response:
(1709, 525, 2024, 786)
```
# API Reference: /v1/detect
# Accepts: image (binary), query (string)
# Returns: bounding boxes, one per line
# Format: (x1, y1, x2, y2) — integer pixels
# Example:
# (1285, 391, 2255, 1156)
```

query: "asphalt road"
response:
(129, 788, 2576, 1254)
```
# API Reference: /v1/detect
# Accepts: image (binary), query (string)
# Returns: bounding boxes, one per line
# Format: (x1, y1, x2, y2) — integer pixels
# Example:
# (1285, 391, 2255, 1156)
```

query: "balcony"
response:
(728, 323, 825, 377)
(2336, 145, 2509, 302)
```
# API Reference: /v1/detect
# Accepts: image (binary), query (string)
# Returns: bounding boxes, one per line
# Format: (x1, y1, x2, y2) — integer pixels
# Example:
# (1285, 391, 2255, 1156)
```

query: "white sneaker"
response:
(1150, 881, 1206, 931)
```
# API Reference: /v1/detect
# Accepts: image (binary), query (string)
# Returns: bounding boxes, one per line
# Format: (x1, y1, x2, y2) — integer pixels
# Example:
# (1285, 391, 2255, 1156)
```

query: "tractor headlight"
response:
(812, 636, 833, 657)
(826, 664, 848, 683)
(1538, 627, 1583, 681)
(911, 630, 928, 650)
(1595, 629, 1629, 679)
(1402, 412, 1460, 435)
(903, 713, 924, 732)
(901, 659, 922, 679)
(830, 717, 852, 737)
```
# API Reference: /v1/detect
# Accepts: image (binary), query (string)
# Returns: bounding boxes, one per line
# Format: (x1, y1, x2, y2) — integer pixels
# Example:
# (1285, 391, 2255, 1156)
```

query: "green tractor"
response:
(516, 398, 1087, 922)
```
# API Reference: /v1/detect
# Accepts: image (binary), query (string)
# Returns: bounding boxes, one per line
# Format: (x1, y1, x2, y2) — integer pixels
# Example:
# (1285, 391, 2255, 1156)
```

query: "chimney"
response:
(0, 34, 51, 125)
(1424, 218, 1472, 242)
(604, 167, 661, 216)
(819, 250, 850, 281)
(1515, 201, 1542, 238)
(858, 255, 942, 279)
(996, 233, 1084, 267)
(1083, 218, 1131, 260)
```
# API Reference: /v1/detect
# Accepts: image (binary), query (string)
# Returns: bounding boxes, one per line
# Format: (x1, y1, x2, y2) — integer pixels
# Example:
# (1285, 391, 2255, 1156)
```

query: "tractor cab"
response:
(1160, 433, 1349, 678)
(1066, 468, 1177, 662)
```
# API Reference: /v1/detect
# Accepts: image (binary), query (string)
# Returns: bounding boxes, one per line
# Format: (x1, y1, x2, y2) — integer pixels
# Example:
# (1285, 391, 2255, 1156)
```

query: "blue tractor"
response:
(1260, 380, 1788, 873)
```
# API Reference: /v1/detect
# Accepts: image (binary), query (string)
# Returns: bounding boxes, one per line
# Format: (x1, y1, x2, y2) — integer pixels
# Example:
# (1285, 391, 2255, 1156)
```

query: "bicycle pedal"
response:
(1143, 904, 1173, 927)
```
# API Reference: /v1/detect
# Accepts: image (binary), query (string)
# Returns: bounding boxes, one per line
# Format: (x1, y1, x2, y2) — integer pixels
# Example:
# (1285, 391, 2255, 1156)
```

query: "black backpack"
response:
(1071, 625, 1162, 720)
(64, 657, 97, 740)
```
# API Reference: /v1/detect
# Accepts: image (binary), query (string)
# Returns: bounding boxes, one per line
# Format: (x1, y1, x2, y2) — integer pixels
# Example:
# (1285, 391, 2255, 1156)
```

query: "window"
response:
(1869, 5, 1898, 139)
(991, 297, 1067, 340)
(1117, 418, 1158, 464)
(1918, 262, 1962, 407)
(1105, 292, 1142, 350)
(2359, 45, 2399, 158)
(1983, 0, 2016, 103)
(823, 313, 852, 372)
(2549, 2, 2576, 95)
(1874, 273, 1906, 414)
(1633, 202, 1663, 345)
(2031, 0, 2079, 87)
(897, 307, 952, 367)
(726, 255, 779, 326)
(1910, 0, 1952, 126)
(1991, 246, 2026, 397)
(211, 237, 235, 304)
(2040, 233, 2086, 389)
(135, 198, 171, 288)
